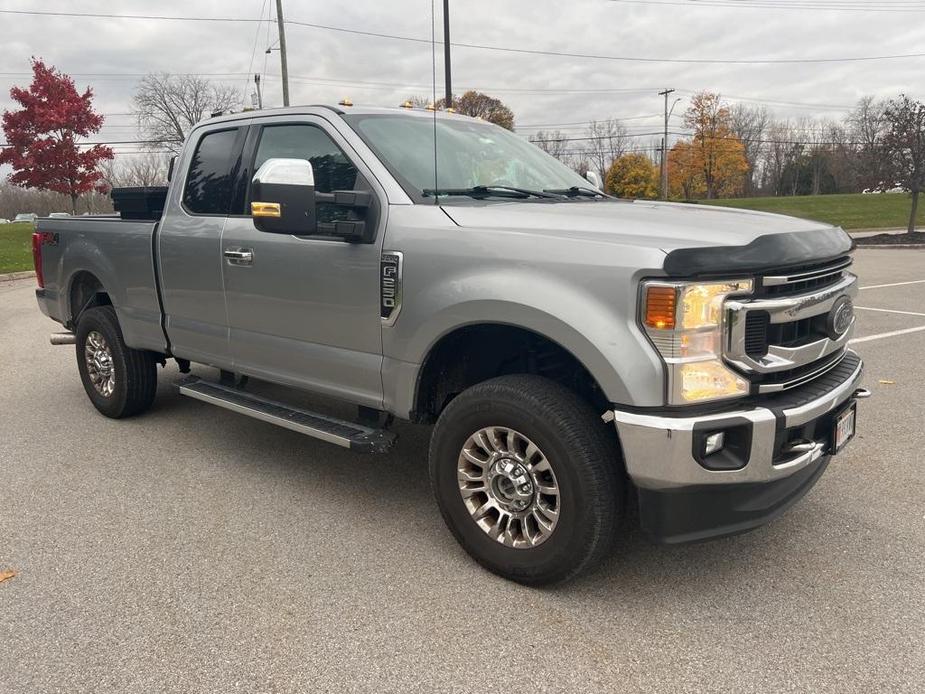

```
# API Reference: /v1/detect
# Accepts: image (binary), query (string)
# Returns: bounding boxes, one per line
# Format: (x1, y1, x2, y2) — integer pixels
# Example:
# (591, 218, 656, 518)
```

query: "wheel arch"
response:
(412, 321, 607, 420)
(67, 270, 112, 328)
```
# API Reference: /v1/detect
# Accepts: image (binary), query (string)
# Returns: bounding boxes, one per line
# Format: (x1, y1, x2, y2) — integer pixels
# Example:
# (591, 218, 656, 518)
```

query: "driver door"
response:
(220, 117, 386, 408)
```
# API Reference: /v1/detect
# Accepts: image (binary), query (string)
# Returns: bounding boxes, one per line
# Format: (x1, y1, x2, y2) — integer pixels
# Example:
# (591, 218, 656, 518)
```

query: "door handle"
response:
(224, 248, 254, 266)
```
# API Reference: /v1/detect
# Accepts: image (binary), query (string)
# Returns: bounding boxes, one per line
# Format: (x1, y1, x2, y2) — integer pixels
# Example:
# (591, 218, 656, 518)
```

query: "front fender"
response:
(381, 267, 665, 416)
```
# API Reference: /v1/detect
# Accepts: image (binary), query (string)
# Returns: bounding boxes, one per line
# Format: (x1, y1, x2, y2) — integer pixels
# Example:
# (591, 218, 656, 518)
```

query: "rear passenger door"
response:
(158, 123, 248, 368)
(220, 116, 386, 408)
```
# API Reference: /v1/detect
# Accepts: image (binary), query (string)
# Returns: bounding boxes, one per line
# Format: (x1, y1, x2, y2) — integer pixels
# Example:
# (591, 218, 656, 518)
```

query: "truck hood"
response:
(441, 199, 854, 274)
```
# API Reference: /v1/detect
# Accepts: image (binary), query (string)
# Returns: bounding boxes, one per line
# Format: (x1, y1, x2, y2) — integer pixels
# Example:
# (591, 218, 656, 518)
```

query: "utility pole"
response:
(659, 88, 676, 201)
(443, 0, 452, 107)
(254, 74, 263, 109)
(275, 0, 290, 107)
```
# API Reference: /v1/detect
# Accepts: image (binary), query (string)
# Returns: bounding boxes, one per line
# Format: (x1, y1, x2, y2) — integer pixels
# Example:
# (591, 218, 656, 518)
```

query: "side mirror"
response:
(585, 170, 603, 190)
(251, 158, 316, 234)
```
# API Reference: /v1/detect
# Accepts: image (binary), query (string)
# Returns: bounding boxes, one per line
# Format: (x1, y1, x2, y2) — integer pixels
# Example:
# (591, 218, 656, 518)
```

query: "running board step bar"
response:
(178, 376, 396, 453)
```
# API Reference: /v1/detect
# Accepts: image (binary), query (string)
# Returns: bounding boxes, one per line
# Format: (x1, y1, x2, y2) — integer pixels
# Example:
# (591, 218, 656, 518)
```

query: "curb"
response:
(847, 228, 907, 235)
(855, 244, 925, 249)
(0, 271, 36, 282)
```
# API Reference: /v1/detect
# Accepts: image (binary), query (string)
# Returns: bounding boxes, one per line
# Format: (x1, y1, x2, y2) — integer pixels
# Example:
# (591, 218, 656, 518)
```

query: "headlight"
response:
(642, 279, 753, 404)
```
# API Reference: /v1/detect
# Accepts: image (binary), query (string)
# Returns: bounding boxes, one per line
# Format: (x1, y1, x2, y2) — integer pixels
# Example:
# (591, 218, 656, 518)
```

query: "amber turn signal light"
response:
(251, 201, 281, 218)
(645, 286, 677, 330)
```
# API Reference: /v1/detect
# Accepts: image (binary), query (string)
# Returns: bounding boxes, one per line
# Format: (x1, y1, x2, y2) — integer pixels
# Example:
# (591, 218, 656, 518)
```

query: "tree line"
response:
(531, 91, 923, 232)
(2, 63, 922, 231)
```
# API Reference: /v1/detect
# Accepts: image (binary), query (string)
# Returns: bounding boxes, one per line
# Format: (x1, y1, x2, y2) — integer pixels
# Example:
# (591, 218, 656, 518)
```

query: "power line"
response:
(242, 0, 271, 103)
(2, 9, 924, 64)
(609, 0, 925, 11)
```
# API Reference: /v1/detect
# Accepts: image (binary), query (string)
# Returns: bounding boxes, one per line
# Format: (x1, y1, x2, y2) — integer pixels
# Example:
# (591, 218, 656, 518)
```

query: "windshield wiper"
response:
(422, 185, 564, 200)
(543, 186, 609, 198)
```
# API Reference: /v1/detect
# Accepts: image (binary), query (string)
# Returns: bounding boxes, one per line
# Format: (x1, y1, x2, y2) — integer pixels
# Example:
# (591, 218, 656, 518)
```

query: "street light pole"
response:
(254, 74, 263, 109)
(659, 88, 676, 201)
(443, 0, 452, 107)
(275, 0, 290, 107)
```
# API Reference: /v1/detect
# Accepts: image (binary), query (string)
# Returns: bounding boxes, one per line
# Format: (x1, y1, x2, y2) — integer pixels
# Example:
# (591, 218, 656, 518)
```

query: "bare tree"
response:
(882, 94, 925, 232)
(762, 120, 800, 196)
(0, 182, 112, 217)
(100, 152, 171, 189)
(848, 96, 888, 191)
(729, 103, 770, 197)
(133, 73, 241, 153)
(825, 121, 858, 193)
(529, 130, 570, 161)
(584, 119, 628, 178)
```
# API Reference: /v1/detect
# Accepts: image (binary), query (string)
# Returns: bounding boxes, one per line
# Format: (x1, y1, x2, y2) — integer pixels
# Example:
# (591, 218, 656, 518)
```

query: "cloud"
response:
(0, 0, 922, 160)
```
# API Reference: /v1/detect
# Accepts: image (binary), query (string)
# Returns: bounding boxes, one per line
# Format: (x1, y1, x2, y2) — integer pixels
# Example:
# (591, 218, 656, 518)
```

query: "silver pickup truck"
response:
(33, 105, 868, 584)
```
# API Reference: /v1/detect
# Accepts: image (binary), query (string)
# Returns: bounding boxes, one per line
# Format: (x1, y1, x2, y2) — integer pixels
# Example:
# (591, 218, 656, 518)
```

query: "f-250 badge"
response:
(380, 251, 404, 326)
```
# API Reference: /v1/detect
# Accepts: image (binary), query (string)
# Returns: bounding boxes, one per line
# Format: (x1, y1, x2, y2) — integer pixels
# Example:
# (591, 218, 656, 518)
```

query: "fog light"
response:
(704, 431, 725, 456)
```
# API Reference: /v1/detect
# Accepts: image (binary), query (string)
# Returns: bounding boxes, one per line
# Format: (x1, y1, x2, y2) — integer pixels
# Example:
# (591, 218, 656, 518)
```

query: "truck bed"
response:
(35, 216, 167, 354)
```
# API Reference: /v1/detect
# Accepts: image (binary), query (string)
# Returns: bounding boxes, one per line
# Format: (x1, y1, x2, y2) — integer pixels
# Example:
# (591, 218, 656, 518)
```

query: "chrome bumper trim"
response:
(611, 353, 864, 490)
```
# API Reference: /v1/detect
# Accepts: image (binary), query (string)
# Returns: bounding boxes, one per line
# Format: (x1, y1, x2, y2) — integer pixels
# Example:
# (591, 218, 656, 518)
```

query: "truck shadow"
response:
(143, 366, 838, 599)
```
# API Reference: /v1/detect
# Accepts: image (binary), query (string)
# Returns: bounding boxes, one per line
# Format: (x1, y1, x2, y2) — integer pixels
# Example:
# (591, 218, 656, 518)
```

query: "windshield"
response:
(343, 113, 593, 202)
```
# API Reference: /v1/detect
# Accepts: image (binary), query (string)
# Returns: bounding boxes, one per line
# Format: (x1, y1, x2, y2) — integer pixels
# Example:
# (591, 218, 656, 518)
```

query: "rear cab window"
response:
(183, 128, 246, 215)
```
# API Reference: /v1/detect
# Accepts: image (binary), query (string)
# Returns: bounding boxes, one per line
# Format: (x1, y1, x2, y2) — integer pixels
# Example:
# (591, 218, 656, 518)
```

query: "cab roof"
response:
(201, 104, 476, 127)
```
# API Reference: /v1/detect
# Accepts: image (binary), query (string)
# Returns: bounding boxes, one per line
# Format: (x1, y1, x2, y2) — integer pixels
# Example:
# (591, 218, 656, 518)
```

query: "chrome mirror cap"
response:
(252, 158, 315, 187)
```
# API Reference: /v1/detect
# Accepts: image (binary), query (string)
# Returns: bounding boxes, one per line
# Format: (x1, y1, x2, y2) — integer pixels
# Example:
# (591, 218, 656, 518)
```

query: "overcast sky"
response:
(1, 0, 924, 162)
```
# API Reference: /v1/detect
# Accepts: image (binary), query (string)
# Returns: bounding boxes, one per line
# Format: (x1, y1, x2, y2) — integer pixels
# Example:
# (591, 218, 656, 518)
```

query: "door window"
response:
(183, 128, 243, 215)
(252, 125, 364, 229)
(254, 125, 359, 193)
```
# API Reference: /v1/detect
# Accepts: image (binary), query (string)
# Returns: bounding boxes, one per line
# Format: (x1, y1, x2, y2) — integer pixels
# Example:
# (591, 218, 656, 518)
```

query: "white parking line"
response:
(855, 306, 925, 317)
(859, 279, 925, 290)
(850, 325, 925, 344)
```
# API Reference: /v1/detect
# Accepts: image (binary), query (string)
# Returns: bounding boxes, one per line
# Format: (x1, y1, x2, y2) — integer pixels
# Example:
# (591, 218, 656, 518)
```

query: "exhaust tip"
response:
(50, 332, 76, 345)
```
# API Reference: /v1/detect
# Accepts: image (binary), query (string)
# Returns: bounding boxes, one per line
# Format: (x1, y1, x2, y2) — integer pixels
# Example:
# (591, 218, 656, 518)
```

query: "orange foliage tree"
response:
(667, 141, 703, 199)
(605, 153, 658, 199)
(679, 92, 749, 199)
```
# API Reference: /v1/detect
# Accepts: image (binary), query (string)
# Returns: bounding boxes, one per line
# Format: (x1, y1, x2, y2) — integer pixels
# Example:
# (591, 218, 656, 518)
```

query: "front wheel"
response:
(75, 305, 158, 418)
(429, 375, 623, 585)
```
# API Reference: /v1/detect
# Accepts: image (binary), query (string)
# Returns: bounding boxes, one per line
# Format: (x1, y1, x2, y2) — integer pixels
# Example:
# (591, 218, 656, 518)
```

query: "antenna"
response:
(431, 0, 439, 204)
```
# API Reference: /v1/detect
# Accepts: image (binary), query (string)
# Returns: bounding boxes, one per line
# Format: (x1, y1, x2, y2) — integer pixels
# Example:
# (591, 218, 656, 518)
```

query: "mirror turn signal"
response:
(251, 201, 281, 218)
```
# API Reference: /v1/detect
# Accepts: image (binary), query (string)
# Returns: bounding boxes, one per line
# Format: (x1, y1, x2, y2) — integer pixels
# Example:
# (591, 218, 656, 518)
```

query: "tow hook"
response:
(49, 332, 76, 345)
(853, 388, 872, 400)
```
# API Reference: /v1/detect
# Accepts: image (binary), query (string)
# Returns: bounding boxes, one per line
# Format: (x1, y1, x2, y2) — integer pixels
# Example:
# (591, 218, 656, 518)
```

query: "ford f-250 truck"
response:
(33, 105, 869, 584)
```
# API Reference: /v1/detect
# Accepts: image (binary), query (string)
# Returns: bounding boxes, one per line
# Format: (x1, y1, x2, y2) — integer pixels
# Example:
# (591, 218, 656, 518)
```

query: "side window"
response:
(253, 125, 363, 228)
(254, 124, 359, 194)
(183, 128, 242, 215)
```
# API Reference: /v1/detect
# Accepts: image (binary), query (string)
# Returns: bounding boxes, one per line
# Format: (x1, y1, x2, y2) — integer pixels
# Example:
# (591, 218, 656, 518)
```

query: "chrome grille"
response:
(758, 256, 852, 297)
(725, 260, 858, 393)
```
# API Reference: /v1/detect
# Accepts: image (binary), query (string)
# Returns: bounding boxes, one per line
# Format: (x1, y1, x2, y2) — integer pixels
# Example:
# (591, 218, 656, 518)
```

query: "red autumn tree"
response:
(0, 59, 113, 213)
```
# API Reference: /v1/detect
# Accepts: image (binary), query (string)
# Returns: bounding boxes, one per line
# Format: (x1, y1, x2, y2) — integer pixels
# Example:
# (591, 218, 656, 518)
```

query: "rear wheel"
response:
(75, 305, 158, 418)
(429, 375, 623, 585)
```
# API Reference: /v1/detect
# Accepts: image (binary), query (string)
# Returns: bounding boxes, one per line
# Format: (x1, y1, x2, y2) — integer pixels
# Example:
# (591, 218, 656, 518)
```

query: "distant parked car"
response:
(48, 212, 71, 218)
(0, 218, 10, 225)
(863, 183, 905, 194)
(13, 213, 38, 225)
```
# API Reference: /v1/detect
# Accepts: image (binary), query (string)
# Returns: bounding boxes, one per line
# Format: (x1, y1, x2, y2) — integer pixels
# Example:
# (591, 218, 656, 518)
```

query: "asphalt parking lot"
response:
(1, 248, 923, 693)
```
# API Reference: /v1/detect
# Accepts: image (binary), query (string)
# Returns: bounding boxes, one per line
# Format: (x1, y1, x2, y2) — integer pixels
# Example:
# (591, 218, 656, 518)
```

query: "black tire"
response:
(429, 374, 623, 585)
(75, 305, 158, 419)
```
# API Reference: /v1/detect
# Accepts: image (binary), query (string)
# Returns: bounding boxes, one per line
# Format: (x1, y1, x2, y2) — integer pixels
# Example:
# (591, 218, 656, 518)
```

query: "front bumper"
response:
(610, 351, 865, 543)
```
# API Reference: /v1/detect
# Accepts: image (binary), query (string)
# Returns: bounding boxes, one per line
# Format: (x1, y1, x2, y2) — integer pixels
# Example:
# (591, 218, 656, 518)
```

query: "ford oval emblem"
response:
(827, 296, 854, 338)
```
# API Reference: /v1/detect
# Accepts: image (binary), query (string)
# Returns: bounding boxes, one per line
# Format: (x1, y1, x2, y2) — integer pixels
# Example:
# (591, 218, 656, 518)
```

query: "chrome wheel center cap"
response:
(489, 458, 534, 511)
